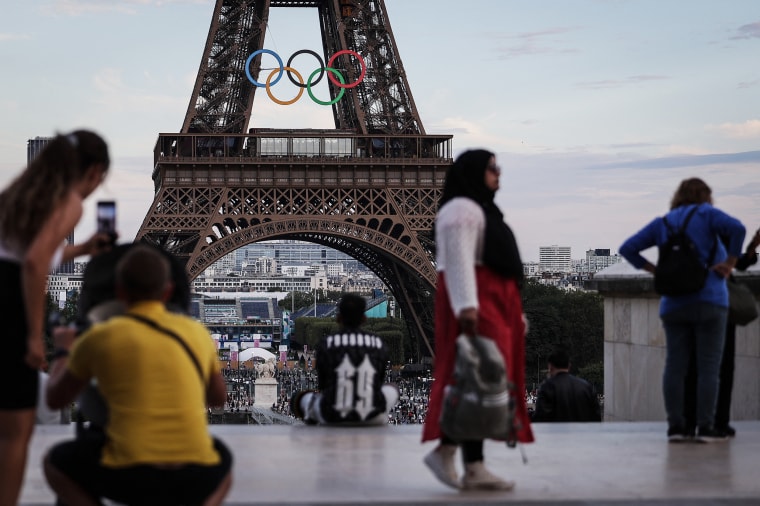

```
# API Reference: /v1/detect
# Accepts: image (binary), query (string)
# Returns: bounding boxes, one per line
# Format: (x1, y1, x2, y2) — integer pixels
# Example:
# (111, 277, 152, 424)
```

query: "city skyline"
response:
(1, 1, 758, 263)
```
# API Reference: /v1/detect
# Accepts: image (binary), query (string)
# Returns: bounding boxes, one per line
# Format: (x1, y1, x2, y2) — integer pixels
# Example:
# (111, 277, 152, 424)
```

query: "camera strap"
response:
(123, 313, 204, 381)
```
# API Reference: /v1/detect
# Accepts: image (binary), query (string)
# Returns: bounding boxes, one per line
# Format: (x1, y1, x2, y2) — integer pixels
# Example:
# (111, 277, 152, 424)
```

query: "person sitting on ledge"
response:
(291, 293, 399, 425)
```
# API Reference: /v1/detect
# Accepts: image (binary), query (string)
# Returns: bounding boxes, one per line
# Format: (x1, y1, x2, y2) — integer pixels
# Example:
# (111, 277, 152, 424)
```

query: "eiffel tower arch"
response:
(135, 0, 453, 357)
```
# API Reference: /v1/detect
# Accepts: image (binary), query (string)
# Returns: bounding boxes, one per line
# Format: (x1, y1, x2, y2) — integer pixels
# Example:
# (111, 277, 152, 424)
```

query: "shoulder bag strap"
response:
(679, 204, 700, 233)
(682, 204, 718, 265)
(123, 313, 204, 381)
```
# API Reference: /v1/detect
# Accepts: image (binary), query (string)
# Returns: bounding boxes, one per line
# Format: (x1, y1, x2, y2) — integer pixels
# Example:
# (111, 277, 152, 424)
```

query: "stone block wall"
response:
(588, 263, 760, 422)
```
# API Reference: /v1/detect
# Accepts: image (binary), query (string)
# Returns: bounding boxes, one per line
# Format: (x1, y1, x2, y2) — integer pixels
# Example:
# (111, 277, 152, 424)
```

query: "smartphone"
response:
(97, 200, 117, 245)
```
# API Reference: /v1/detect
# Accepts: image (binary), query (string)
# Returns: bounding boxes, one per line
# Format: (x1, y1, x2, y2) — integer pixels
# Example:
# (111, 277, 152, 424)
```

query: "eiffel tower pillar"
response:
(135, 0, 453, 358)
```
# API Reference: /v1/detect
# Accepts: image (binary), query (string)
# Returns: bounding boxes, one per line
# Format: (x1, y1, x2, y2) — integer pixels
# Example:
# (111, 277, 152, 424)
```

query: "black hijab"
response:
(438, 149, 524, 283)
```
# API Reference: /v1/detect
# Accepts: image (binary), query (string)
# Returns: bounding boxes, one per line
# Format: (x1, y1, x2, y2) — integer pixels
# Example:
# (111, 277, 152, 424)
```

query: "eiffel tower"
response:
(135, 0, 452, 357)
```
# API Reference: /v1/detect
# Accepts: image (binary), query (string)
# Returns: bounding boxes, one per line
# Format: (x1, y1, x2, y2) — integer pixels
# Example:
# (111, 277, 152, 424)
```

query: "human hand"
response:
(711, 258, 736, 279)
(86, 231, 117, 255)
(52, 326, 77, 351)
(25, 336, 46, 370)
(458, 307, 478, 337)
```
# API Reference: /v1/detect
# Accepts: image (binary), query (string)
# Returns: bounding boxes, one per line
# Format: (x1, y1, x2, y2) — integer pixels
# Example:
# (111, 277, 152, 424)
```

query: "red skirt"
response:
(422, 266, 534, 444)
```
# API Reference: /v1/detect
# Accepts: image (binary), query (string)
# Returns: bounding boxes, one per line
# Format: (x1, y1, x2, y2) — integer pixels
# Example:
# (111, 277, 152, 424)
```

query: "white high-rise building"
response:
(539, 245, 572, 273)
(585, 249, 623, 273)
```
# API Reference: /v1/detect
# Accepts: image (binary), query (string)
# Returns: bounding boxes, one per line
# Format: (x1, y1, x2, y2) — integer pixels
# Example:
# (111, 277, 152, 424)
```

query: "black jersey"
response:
(315, 329, 389, 423)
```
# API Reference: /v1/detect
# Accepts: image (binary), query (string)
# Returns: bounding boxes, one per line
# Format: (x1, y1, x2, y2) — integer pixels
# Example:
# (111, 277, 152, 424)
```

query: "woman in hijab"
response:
(422, 149, 534, 491)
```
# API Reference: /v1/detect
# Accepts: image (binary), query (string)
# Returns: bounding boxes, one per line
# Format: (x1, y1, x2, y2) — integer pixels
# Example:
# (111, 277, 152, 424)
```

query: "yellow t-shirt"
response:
(68, 301, 220, 468)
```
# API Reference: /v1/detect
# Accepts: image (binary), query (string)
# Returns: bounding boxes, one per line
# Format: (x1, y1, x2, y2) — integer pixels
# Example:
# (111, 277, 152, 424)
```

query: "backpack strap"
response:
(663, 204, 718, 265)
(663, 204, 700, 235)
(123, 313, 204, 381)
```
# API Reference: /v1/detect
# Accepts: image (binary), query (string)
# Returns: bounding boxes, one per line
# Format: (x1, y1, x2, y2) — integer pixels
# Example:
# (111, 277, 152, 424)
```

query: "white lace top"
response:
(435, 197, 485, 315)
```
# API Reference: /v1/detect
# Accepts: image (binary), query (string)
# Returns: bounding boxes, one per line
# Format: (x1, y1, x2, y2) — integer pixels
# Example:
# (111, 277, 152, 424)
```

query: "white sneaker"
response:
(423, 445, 460, 489)
(462, 461, 515, 491)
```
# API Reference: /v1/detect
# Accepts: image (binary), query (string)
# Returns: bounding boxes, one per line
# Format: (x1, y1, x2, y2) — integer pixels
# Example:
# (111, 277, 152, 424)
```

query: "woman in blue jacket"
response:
(619, 178, 745, 443)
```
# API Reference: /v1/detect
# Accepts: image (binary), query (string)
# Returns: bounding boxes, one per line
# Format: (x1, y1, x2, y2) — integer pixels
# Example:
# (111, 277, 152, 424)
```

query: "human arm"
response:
(206, 369, 227, 408)
(23, 192, 83, 369)
(735, 228, 760, 272)
(315, 340, 329, 390)
(46, 326, 88, 409)
(437, 199, 483, 334)
(531, 382, 554, 422)
(61, 231, 114, 263)
(709, 208, 746, 278)
(201, 328, 226, 407)
(619, 218, 660, 274)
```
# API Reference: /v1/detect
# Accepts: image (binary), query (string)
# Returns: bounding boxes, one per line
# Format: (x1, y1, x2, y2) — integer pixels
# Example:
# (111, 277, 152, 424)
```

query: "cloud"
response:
(90, 67, 186, 113)
(709, 120, 760, 139)
(575, 75, 669, 90)
(607, 142, 660, 150)
(738, 79, 760, 89)
(730, 21, 760, 40)
(589, 150, 760, 170)
(0, 33, 31, 41)
(489, 26, 579, 60)
(45, 0, 206, 16)
(489, 148, 760, 260)
(46, 1, 139, 15)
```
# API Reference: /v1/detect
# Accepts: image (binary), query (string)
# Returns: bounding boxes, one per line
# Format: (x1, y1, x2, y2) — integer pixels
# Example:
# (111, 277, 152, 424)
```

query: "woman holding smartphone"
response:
(0, 129, 112, 505)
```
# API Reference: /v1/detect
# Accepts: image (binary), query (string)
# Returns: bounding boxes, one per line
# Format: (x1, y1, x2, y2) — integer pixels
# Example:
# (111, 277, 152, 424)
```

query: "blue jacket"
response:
(619, 203, 745, 315)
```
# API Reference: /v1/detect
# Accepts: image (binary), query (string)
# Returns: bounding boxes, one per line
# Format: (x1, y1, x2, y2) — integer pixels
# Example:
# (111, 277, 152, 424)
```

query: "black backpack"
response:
(654, 205, 715, 296)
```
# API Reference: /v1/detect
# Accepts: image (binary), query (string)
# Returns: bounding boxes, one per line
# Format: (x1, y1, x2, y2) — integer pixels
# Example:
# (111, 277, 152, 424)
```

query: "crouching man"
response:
(44, 245, 232, 506)
(291, 293, 399, 425)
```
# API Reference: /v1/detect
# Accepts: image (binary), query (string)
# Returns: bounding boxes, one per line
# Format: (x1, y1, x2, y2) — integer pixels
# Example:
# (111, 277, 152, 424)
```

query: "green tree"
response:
(521, 279, 604, 393)
(292, 316, 409, 365)
(279, 291, 315, 312)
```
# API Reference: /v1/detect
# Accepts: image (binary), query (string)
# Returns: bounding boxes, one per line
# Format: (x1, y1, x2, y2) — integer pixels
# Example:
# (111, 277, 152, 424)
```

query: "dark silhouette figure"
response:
(532, 348, 601, 422)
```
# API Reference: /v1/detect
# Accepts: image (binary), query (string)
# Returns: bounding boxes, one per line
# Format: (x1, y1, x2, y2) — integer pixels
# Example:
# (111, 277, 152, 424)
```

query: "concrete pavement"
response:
(20, 420, 760, 505)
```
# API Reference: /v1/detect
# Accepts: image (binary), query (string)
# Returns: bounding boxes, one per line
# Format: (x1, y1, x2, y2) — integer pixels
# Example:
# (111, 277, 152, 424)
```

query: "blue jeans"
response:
(660, 302, 727, 430)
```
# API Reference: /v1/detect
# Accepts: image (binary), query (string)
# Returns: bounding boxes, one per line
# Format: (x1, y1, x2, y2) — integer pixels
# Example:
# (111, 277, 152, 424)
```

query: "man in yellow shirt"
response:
(44, 245, 232, 505)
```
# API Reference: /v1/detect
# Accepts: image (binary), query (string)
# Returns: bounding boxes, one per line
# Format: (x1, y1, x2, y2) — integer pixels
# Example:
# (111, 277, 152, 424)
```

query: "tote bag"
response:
(439, 334, 515, 442)
(728, 278, 758, 326)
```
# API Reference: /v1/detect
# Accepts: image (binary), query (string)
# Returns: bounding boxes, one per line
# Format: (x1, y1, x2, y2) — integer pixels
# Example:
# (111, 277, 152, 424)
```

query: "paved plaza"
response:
(20, 421, 760, 505)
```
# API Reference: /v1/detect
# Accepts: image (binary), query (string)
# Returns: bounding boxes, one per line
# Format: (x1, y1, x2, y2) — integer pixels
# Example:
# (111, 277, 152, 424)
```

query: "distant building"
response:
(234, 240, 363, 273)
(523, 261, 540, 277)
(47, 274, 83, 295)
(27, 136, 51, 162)
(539, 245, 572, 273)
(243, 256, 278, 275)
(28, 136, 75, 275)
(585, 248, 623, 273)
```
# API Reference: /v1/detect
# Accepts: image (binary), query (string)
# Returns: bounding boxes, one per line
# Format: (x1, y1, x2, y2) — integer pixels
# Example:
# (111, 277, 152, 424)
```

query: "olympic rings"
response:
(307, 68, 345, 106)
(244, 48, 366, 105)
(246, 49, 284, 87)
(327, 50, 366, 89)
(287, 49, 324, 88)
(266, 67, 304, 106)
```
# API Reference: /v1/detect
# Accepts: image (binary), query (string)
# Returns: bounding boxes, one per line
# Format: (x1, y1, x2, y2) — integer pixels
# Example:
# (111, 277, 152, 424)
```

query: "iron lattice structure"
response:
(136, 0, 453, 357)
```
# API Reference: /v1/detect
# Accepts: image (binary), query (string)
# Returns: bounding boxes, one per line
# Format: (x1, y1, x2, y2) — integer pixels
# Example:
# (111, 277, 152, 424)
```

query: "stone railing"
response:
(586, 262, 760, 422)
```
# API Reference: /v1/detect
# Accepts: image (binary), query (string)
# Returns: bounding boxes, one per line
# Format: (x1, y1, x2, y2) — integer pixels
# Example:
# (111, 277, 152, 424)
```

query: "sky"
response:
(1, 0, 759, 263)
